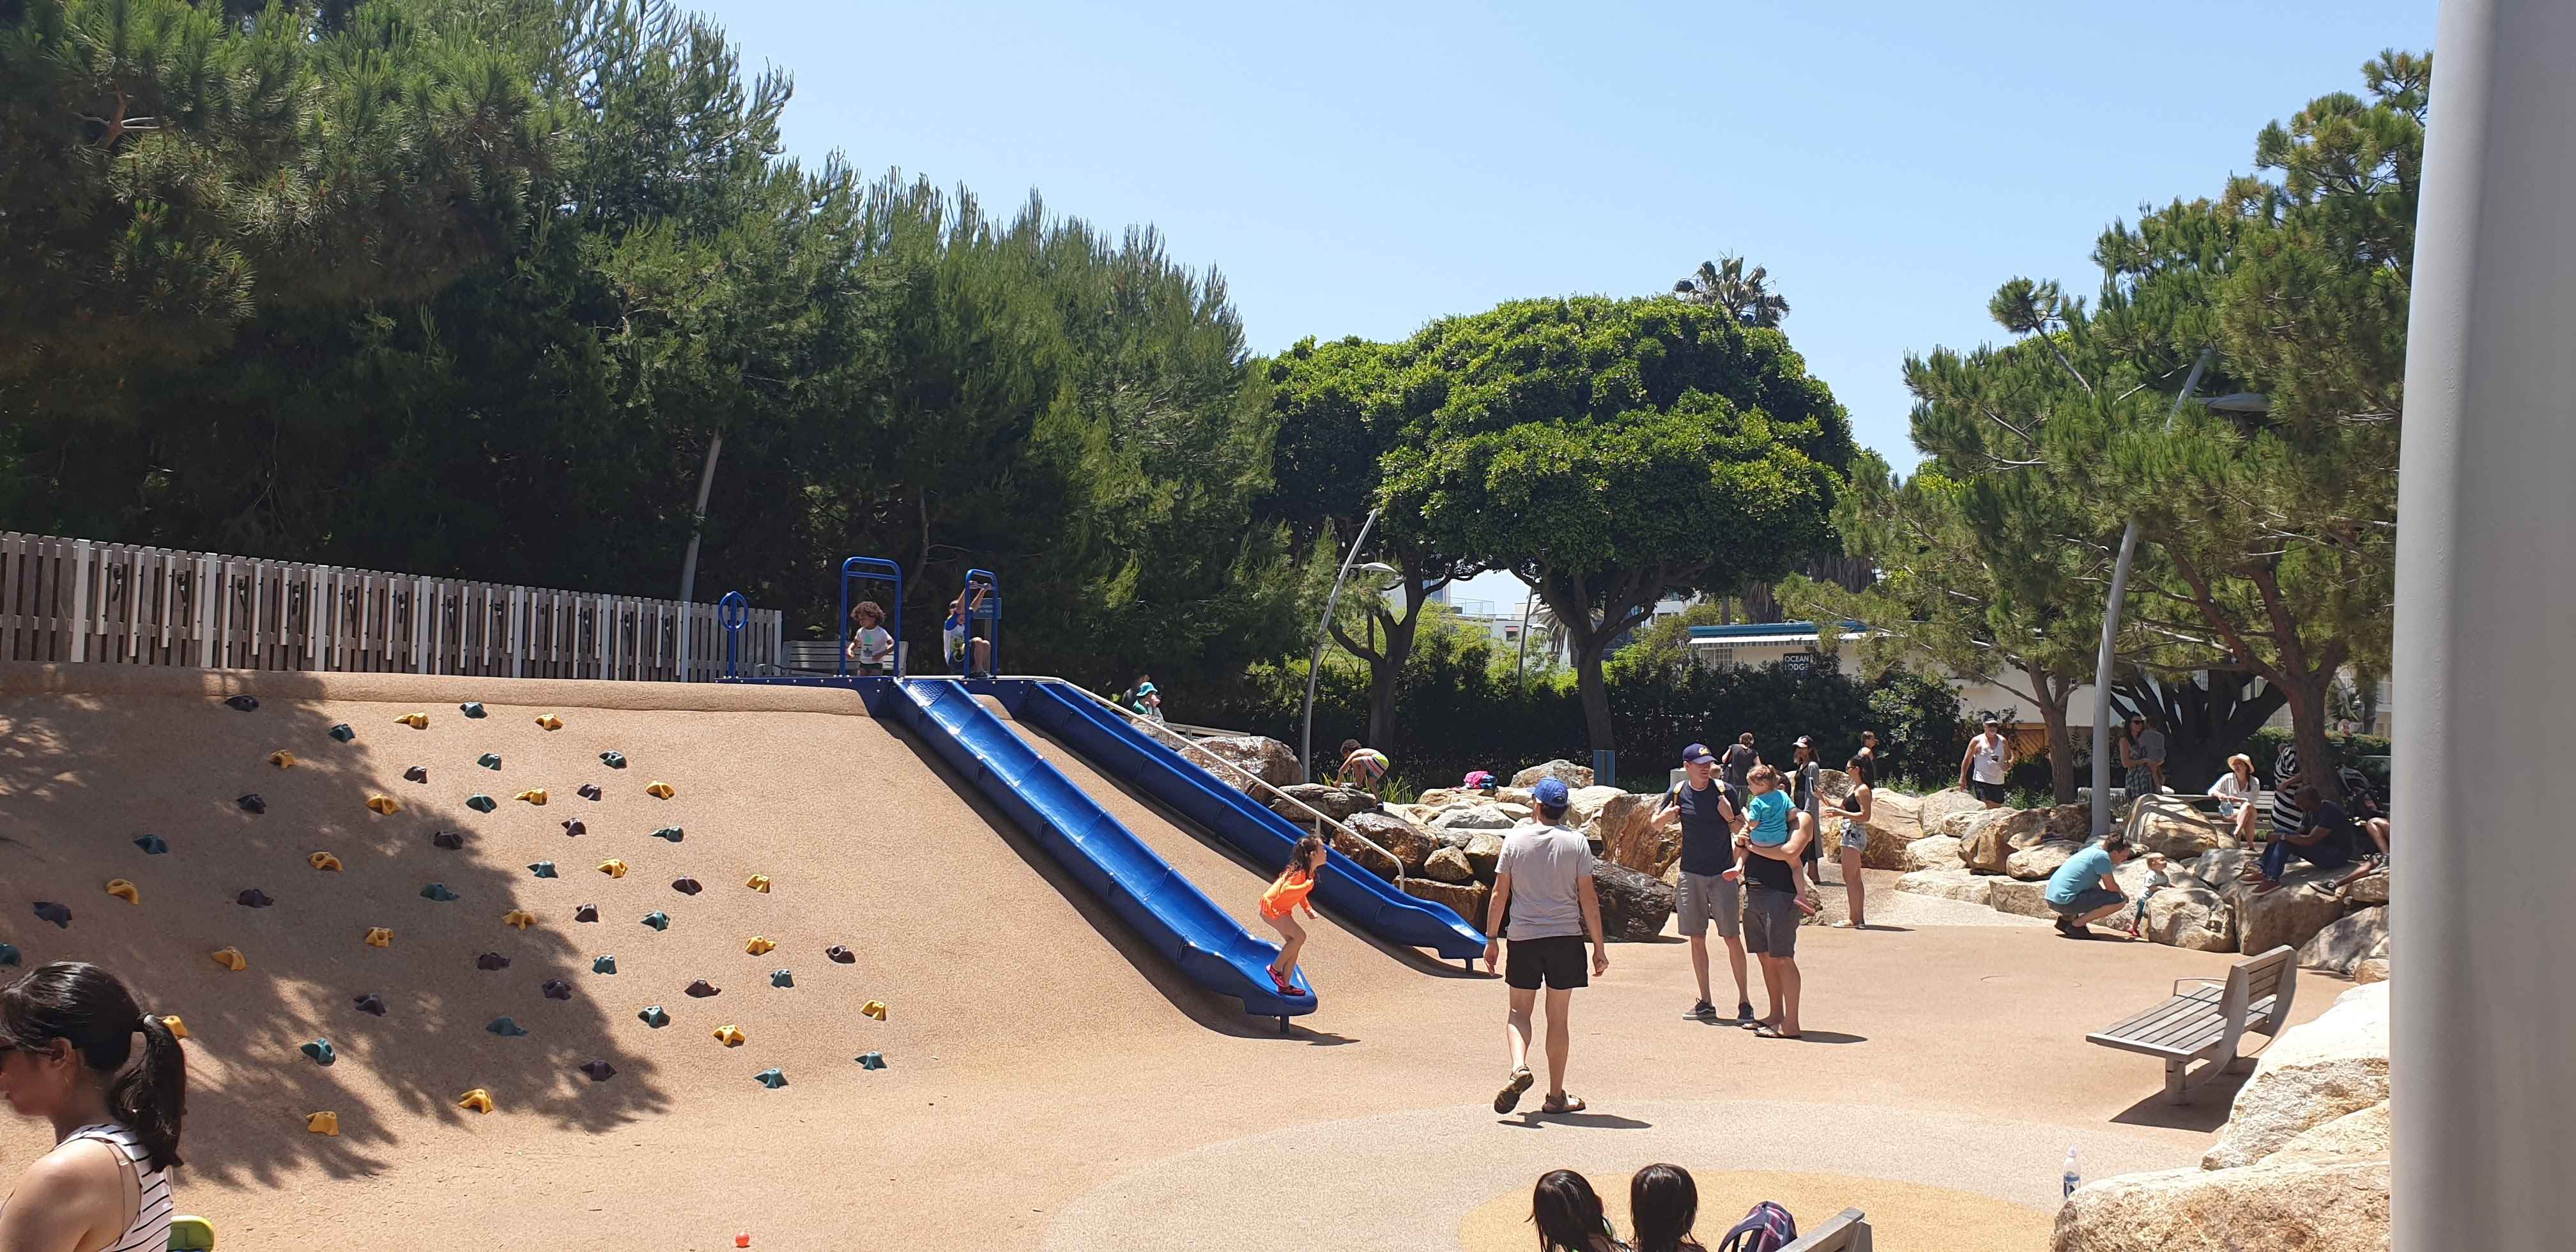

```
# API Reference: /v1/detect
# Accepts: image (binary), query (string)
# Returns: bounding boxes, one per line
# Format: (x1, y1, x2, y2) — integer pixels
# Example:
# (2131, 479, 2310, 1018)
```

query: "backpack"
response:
(1715, 1201, 1798, 1252)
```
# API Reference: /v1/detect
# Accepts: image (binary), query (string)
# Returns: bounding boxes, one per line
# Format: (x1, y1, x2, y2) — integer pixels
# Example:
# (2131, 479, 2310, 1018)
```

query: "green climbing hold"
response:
(753, 1067, 787, 1089)
(134, 835, 169, 855)
(770, 969, 793, 988)
(300, 1038, 336, 1066)
(599, 751, 627, 769)
(0, 943, 18, 966)
(593, 954, 617, 974)
(637, 1004, 668, 1028)
(528, 861, 558, 879)
(420, 883, 461, 902)
(485, 1016, 529, 1037)
(328, 723, 355, 742)
(856, 1051, 886, 1070)
(466, 794, 497, 813)
(461, 701, 487, 718)
(640, 912, 669, 931)
(477, 752, 502, 770)
(651, 826, 684, 843)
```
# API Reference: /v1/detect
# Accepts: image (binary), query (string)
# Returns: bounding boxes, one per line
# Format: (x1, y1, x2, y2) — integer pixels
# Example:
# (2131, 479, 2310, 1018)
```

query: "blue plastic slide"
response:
(887, 678, 1316, 1021)
(986, 678, 1489, 961)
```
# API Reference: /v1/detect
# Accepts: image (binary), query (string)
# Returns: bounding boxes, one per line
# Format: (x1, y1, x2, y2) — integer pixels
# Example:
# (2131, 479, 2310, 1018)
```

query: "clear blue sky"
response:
(720, 0, 2434, 607)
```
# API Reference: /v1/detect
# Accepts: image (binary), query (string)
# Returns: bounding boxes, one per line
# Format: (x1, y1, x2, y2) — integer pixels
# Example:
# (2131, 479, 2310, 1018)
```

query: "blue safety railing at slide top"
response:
(837, 556, 905, 678)
(958, 567, 1000, 678)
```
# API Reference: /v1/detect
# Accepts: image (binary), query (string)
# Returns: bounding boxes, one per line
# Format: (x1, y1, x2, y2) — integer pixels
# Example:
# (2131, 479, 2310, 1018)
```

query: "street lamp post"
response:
(1301, 508, 1397, 782)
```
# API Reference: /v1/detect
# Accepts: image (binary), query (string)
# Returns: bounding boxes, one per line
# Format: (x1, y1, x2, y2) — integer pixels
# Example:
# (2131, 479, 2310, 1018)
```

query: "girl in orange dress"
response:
(1259, 836, 1328, 996)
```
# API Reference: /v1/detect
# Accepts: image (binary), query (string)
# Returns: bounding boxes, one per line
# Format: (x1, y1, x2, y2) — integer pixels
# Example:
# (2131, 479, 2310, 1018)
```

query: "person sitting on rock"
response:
(2248, 785, 2358, 895)
(2207, 753, 2261, 844)
(1336, 739, 1389, 789)
(2044, 830, 2136, 938)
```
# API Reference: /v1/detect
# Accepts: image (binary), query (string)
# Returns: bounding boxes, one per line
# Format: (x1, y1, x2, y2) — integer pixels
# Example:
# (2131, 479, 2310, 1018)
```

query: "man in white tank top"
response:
(1958, 717, 2016, 808)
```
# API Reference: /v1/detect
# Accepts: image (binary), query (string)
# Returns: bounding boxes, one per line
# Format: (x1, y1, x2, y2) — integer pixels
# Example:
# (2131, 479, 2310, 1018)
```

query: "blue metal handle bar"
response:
(839, 557, 907, 678)
(717, 592, 747, 680)
(963, 568, 1001, 678)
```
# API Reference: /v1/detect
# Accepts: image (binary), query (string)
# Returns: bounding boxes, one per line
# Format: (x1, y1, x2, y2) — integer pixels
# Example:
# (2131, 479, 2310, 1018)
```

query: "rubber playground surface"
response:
(0, 666, 2330, 1249)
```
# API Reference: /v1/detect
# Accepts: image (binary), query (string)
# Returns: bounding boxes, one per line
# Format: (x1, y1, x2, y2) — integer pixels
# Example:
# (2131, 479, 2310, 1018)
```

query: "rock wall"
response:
(1179, 735, 1302, 791)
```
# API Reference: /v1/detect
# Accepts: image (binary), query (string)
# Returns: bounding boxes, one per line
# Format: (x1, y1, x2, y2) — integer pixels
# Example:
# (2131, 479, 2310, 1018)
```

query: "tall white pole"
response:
(677, 430, 723, 605)
(2394, 4, 2575, 1246)
(2087, 349, 2211, 837)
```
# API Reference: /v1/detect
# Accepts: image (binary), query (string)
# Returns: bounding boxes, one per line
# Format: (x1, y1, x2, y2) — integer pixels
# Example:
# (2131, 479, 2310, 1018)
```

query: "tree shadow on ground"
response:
(0, 671, 669, 1187)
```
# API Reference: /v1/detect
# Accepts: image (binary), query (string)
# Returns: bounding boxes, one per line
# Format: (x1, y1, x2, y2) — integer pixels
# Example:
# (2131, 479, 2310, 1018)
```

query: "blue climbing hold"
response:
(528, 861, 558, 879)
(640, 912, 669, 931)
(466, 794, 496, 813)
(328, 723, 355, 742)
(224, 695, 260, 712)
(651, 827, 683, 843)
(770, 969, 793, 988)
(592, 955, 617, 974)
(477, 752, 502, 770)
(753, 1068, 787, 1089)
(461, 702, 487, 719)
(300, 1039, 336, 1066)
(134, 835, 169, 855)
(0, 943, 19, 966)
(856, 1051, 886, 1071)
(637, 1005, 669, 1028)
(420, 883, 461, 902)
(31, 901, 71, 928)
(485, 1016, 529, 1037)
(599, 751, 627, 769)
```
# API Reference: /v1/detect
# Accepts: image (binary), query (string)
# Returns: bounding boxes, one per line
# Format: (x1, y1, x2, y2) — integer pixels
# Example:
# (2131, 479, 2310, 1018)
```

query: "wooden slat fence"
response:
(0, 533, 782, 682)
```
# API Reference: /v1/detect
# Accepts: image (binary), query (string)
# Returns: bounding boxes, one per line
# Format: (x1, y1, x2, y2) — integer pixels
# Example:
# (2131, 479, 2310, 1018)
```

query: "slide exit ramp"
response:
(888, 677, 1316, 1024)
(980, 678, 1489, 961)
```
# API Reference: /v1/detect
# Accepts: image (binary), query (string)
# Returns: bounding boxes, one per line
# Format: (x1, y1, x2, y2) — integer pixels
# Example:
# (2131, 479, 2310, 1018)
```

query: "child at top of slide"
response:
(845, 600, 894, 672)
(1259, 836, 1328, 997)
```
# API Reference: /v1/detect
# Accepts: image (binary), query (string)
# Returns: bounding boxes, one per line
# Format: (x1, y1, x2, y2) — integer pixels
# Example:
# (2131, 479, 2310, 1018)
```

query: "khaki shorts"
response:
(1675, 871, 1741, 939)
(1743, 886, 1802, 958)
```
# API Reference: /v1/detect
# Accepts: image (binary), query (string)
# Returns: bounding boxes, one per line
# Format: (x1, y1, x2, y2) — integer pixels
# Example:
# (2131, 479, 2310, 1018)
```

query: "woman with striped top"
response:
(0, 962, 186, 1252)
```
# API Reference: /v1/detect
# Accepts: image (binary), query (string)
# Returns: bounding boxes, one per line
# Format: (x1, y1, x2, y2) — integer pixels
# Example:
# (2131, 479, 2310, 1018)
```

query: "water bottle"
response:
(2062, 1147, 2082, 1199)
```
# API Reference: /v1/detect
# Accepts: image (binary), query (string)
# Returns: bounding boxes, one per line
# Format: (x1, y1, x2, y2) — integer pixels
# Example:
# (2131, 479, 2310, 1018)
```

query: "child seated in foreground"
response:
(1259, 836, 1327, 997)
(1726, 764, 1817, 915)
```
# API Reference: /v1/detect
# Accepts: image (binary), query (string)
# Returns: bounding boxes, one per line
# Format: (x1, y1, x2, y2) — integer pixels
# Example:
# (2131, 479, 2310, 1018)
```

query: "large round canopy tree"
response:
(1379, 296, 1854, 755)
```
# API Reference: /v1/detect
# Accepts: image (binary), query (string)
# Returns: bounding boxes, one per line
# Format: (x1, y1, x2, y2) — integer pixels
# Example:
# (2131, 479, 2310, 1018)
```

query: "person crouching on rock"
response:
(1260, 836, 1327, 997)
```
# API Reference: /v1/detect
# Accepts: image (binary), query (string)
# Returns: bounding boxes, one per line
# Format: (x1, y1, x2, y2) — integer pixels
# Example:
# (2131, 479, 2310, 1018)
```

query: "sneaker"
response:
(1685, 999, 1716, 1022)
(1736, 1002, 1758, 1027)
(2053, 916, 2081, 937)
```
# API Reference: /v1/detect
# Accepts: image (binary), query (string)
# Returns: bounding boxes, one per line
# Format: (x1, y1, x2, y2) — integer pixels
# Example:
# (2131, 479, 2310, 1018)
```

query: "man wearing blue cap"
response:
(1653, 743, 1754, 1024)
(1485, 775, 1609, 1116)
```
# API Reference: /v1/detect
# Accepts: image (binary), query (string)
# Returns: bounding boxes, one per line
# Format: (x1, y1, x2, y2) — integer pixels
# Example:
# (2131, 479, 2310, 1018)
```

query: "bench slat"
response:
(2088, 995, 2277, 1058)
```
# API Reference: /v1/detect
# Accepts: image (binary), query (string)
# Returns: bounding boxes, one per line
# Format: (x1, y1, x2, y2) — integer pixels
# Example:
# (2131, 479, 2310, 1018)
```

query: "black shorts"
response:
(1972, 780, 2010, 804)
(1504, 935, 1590, 991)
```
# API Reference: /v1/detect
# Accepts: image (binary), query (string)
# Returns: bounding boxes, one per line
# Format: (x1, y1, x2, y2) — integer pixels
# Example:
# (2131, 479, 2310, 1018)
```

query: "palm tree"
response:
(1672, 255, 1792, 328)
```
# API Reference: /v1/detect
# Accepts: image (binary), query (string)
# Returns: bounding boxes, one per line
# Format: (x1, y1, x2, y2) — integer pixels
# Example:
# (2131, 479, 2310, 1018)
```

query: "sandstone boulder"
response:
(1599, 806, 1682, 880)
(1179, 735, 1302, 791)
(2296, 906, 2389, 976)
(1859, 788, 1925, 846)
(2141, 883, 2237, 952)
(1591, 862, 1676, 942)
(1429, 804, 1522, 832)
(2123, 793, 2231, 858)
(2230, 869, 2349, 956)
(1421, 846, 1477, 885)
(2188, 847, 2253, 889)
(1326, 827, 1401, 881)
(2204, 982, 2389, 1170)
(2052, 1154, 2388, 1252)
(2274, 1099, 2390, 1163)
(1813, 767, 1857, 809)
(1398, 876, 1488, 924)
(1833, 812, 1914, 871)
(2043, 803, 2091, 838)
(1415, 788, 1464, 808)
(1986, 878, 2055, 919)
(1346, 811, 1442, 877)
(1900, 834, 1963, 872)
(2351, 957, 2389, 985)
(2342, 870, 2389, 906)
(1959, 807, 2050, 873)
(1462, 832, 1505, 880)
(1919, 787, 1986, 830)
(1268, 783, 1381, 823)
(2006, 839, 2085, 882)
(1894, 867, 1993, 907)
(1512, 760, 1595, 789)
(1565, 784, 1625, 825)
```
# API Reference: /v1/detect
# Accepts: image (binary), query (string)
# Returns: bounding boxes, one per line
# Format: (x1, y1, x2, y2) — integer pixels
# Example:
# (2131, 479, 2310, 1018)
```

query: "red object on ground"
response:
(734, 1237, 750, 1248)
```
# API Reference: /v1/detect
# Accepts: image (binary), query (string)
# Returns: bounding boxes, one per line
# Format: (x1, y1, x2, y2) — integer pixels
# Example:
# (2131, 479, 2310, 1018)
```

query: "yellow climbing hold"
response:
(104, 879, 139, 905)
(305, 1111, 340, 1136)
(365, 794, 401, 816)
(861, 1000, 887, 1021)
(535, 714, 564, 731)
(514, 788, 548, 805)
(160, 1016, 190, 1039)
(456, 1088, 494, 1114)
(394, 713, 429, 729)
(502, 910, 537, 930)
(363, 927, 394, 948)
(745, 874, 772, 894)
(209, 947, 247, 972)
(597, 859, 627, 878)
(309, 851, 343, 872)
(268, 750, 297, 768)
(645, 781, 676, 799)
(744, 936, 776, 956)
(711, 1024, 746, 1047)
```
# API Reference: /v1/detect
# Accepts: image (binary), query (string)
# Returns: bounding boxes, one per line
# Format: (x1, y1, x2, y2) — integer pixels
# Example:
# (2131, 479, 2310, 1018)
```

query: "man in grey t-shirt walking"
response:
(1485, 777, 1609, 1117)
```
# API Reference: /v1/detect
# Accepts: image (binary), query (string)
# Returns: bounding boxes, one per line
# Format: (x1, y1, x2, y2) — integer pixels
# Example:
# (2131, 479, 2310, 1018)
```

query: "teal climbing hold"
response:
(528, 861, 558, 879)
(599, 751, 627, 769)
(640, 912, 669, 931)
(420, 883, 461, 902)
(328, 723, 355, 742)
(466, 794, 497, 813)
(134, 835, 169, 855)
(637, 1004, 668, 1028)
(856, 1051, 886, 1071)
(753, 1068, 787, 1089)
(300, 1039, 336, 1066)
(592, 955, 617, 974)
(477, 752, 502, 770)
(650, 827, 683, 843)
(0, 943, 18, 966)
(770, 969, 793, 988)
(485, 1016, 529, 1037)
(461, 701, 487, 718)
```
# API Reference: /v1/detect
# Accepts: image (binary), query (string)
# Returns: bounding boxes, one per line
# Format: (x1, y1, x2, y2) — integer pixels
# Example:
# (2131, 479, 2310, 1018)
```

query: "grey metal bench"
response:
(2085, 945, 2298, 1103)
(1781, 1209, 1873, 1251)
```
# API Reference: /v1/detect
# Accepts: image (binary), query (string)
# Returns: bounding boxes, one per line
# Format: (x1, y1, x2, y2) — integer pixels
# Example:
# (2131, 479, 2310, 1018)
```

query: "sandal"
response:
(1540, 1093, 1587, 1114)
(1752, 1024, 1801, 1040)
(1494, 1067, 1534, 1115)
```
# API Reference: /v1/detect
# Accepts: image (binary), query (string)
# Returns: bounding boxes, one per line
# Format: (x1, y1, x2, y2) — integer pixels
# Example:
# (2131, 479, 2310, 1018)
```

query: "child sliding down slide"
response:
(1260, 836, 1328, 996)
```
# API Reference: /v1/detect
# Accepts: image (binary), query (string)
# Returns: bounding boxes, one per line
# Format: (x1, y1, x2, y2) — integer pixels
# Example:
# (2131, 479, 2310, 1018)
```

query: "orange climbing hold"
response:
(597, 859, 627, 878)
(711, 1024, 746, 1047)
(535, 714, 564, 731)
(514, 788, 548, 805)
(160, 1016, 189, 1039)
(745, 874, 772, 894)
(394, 713, 429, 729)
(268, 750, 297, 768)
(743, 936, 776, 956)
(861, 1000, 887, 1021)
(103, 879, 139, 905)
(209, 947, 247, 972)
(502, 910, 537, 930)
(364, 928, 394, 948)
(305, 1111, 340, 1136)
(309, 851, 343, 872)
(456, 1088, 494, 1113)
(365, 794, 401, 816)
(645, 781, 676, 799)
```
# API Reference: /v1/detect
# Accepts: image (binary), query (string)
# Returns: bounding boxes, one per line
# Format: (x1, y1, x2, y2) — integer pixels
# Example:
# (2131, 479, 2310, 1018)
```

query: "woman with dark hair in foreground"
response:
(1629, 1163, 1708, 1252)
(1530, 1169, 1630, 1251)
(0, 962, 186, 1252)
